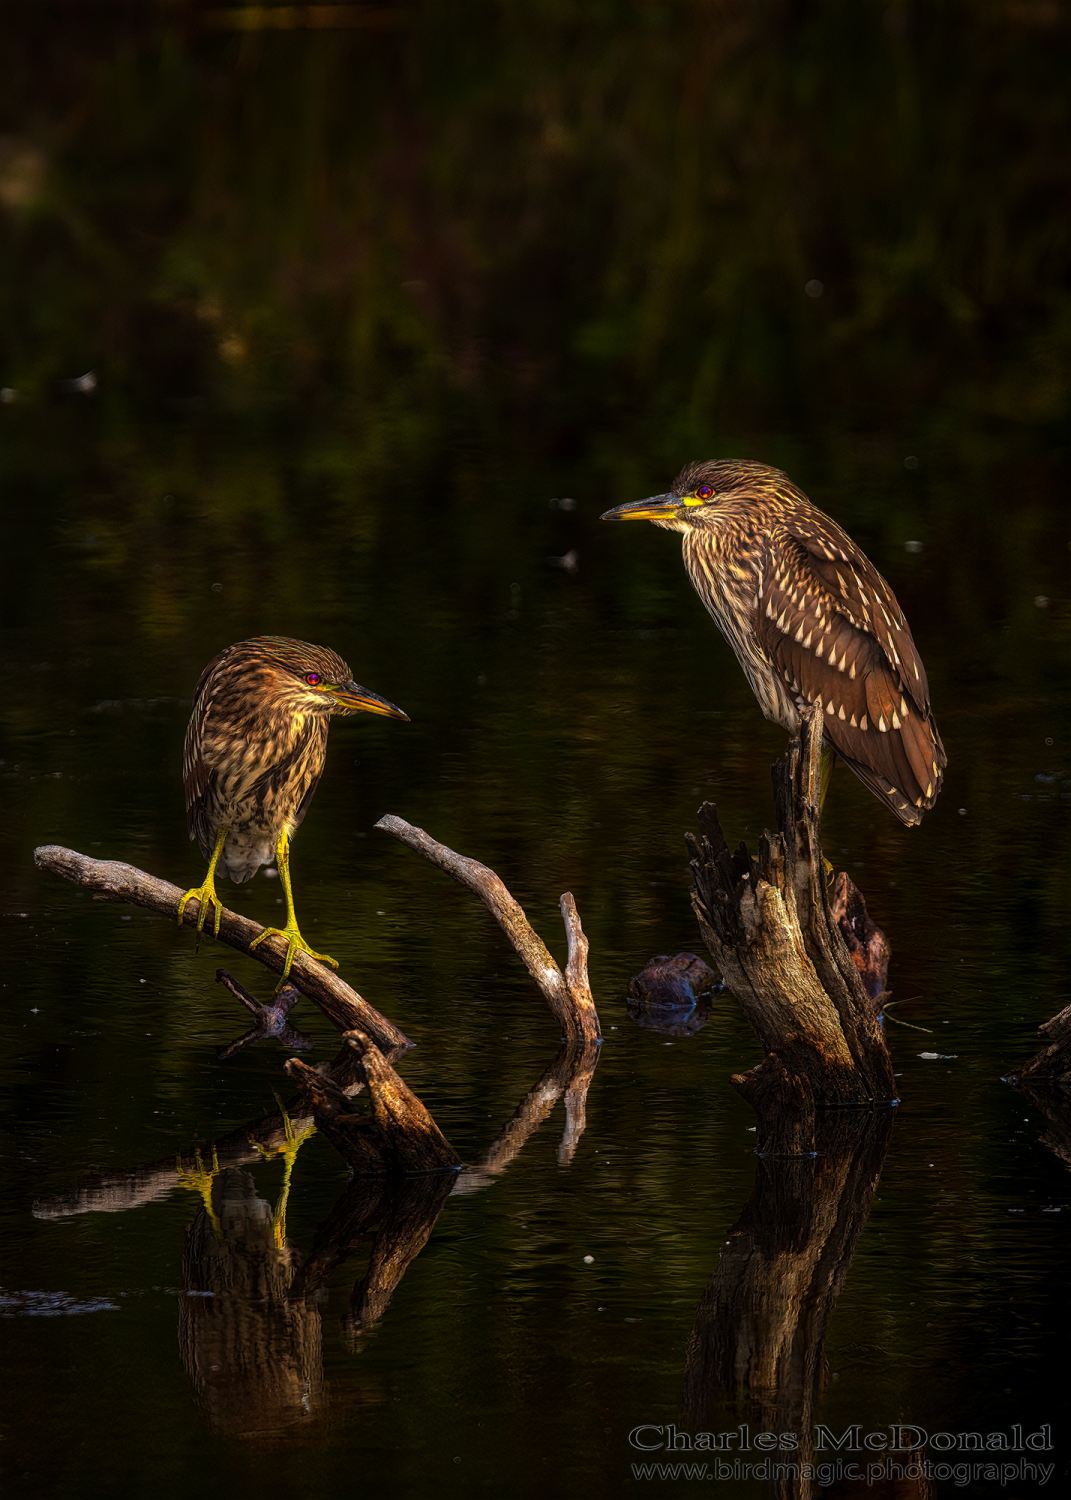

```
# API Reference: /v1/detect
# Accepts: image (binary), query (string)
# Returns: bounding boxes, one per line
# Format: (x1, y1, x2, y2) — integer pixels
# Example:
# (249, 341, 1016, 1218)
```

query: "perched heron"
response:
(601, 461, 946, 824)
(178, 636, 408, 981)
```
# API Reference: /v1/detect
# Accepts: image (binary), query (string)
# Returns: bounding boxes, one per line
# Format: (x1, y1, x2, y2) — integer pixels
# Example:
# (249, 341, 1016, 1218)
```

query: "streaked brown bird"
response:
(178, 636, 408, 981)
(601, 461, 946, 824)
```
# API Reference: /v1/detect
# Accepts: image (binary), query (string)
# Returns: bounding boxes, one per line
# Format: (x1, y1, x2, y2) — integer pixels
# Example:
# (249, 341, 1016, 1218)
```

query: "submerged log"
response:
(626, 952, 720, 1037)
(686, 706, 895, 1154)
(285, 1031, 460, 1176)
(627, 952, 719, 1007)
(375, 815, 601, 1045)
(33, 844, 410, 1052)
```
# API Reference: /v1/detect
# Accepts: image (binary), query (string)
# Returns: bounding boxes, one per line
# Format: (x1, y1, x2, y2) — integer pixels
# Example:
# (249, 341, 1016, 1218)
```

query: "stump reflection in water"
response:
(683, 1109, 894, 1498)
(179, 1168, 324, 1436)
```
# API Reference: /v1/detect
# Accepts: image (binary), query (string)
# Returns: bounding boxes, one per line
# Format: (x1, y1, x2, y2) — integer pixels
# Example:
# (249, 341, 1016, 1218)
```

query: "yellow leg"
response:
(819, 746, 836, 882)
(176, 1147, 222, 1237)
(248, 829, 338, 986)
(177, 826, 228, 940)
(819, 745, 836, 812)
(251, 1093, 317, 1247)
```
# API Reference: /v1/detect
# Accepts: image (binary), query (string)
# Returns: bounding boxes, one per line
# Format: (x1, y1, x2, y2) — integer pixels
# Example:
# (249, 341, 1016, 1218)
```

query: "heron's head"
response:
(238, 637, 410, 721)
(600, 460, 789, 532)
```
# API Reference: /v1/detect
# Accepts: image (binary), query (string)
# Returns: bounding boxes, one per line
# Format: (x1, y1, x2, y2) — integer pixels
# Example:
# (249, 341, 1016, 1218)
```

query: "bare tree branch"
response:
(374, 815, 600, 1044)
(33, 844, 410, 1052)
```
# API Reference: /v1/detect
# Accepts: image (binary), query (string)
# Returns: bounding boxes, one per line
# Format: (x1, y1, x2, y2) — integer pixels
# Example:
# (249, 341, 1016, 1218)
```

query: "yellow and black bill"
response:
(330, 683, 410, 720)
(600, 493, 681, 522)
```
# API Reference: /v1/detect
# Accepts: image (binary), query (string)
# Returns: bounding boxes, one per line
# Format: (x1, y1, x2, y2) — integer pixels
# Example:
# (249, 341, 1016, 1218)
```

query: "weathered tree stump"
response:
(285, 1031, 460, 1176)
(686, 706, 895, 1153)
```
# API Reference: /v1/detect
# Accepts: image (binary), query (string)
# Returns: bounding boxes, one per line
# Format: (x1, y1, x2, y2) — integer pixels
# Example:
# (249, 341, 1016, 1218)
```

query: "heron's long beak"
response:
(331, 683, 410, 720)
(600, 493, 681, 522)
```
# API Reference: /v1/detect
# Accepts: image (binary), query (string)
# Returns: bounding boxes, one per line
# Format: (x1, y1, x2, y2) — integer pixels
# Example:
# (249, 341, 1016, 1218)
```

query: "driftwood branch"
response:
(33, 844, 410, 1053)
(686, 707, 894, 1154)
(374, 815, 601, 1045)
(1011, 1002, 1071, 1088)
(285, 1030, 460, 1176)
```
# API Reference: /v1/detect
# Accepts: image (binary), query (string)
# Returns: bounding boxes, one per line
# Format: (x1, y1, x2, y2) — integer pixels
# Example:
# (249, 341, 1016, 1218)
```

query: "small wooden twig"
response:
(33, 844, 410, 1053)
(214, 970, 314, 1060)
(374, 815, 601, 1044)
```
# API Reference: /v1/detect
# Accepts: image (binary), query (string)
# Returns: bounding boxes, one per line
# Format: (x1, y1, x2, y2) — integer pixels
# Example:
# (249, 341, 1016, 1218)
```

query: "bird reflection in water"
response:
(35, 1036, 600, 1437)
(179, 1167, 324, 1435)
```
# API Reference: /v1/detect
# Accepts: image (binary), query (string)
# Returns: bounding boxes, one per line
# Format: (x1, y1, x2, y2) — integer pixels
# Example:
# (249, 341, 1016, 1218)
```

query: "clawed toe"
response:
(177, 885, 224, 941)
(250, 925, 338, 983)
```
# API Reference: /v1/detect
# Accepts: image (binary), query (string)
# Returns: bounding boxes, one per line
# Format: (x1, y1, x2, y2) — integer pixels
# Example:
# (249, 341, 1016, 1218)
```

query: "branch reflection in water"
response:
(32, 1037, 599, 1436)
(683, 1109, 907, 1499)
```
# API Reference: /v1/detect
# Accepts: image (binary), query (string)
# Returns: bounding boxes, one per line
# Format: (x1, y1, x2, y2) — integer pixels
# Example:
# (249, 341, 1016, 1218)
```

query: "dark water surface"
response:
(2, 5, 1070, 1497)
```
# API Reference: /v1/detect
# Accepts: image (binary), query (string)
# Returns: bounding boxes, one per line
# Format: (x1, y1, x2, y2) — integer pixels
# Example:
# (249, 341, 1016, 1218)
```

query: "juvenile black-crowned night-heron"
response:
(178, 636, 408, 980)
(602, 460, 946, 824)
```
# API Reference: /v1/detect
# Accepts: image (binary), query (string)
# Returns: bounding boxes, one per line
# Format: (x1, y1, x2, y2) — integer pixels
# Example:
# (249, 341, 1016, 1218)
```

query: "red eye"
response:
(305, 672, 321, 686)
(697, 485, 715, 500)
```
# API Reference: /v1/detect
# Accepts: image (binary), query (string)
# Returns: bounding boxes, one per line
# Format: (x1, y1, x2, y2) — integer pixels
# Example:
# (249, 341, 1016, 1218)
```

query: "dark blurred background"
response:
(1, 5, 1069, 1497)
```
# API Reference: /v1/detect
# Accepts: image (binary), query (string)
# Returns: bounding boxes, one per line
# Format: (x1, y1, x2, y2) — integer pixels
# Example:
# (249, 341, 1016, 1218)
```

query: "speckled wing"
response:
(182, 648, 229, 853)
(755, 521, 946, 825)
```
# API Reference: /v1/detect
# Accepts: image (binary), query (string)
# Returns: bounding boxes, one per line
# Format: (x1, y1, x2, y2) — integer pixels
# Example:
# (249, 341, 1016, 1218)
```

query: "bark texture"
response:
(686, 706, 895, 1153)
(33, 843, 409, 1051)
(285, 1031, 460, 1176)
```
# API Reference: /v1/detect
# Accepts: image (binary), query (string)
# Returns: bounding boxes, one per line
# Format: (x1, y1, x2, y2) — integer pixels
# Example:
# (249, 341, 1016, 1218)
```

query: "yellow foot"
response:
(177, 880, 224, 940)
(823, 856, 834, 884)
(251, 1094, 316, 1248)
(176, 1147, 222, 1236)
(249, 923, 339, 985)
